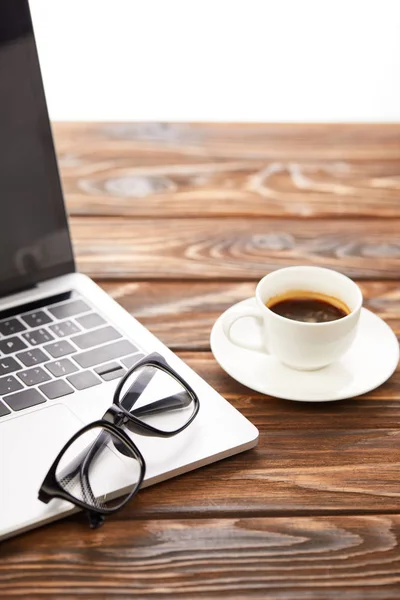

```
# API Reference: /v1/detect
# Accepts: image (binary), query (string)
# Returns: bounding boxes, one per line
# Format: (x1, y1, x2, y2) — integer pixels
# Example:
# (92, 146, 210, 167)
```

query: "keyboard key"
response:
(16, 348, 49, 367)
(49, 300, 90, 320)
(39, 379, 74, 400)
(76, 313, 106, 330)
(23, 328, 54, 346)
(0, 401, 11, 417)
(0, 337, 27, 355)
(17, 367, 51, 387)
(0, 357, 22, 375)
(0, 375, 23, 395)
(67, 370, 101, 390)
(121, 353, 145, 369)
(95, 361, 126, 381)
(102, 368, 126, 381)
(44, 339, 76, 359)
(45, 358, 78, 377)
(73, 340, 138, 369)
(4, 388, 46, 411)
(71, 326, 122, 350)
(21, 311, 53, 328)
(49, 320, 81, 338)
(0, 318, 26, 336)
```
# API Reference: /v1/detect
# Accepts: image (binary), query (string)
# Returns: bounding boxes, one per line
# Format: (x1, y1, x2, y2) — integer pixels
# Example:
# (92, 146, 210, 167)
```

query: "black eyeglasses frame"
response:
(38, 352, 200, 528)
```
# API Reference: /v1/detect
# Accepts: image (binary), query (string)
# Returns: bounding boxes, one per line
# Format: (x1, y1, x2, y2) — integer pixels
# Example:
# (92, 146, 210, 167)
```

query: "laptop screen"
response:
(0, 0, 74, 298)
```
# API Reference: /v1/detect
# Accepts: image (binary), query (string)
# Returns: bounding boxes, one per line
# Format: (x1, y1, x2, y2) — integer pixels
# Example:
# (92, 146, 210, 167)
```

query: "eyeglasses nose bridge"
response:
(102, 404, 123, 424)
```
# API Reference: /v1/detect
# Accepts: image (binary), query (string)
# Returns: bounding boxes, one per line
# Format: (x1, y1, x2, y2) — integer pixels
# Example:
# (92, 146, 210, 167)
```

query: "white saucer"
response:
(210, 298, 399, 402)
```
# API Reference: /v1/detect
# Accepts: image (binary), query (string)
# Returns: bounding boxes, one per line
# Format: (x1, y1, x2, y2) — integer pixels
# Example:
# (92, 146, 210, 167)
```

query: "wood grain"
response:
(2, 515, 400, 599)
(99, 280, 400, 349)
(70, 217, 400, 280)
(53, 123, 400, 219)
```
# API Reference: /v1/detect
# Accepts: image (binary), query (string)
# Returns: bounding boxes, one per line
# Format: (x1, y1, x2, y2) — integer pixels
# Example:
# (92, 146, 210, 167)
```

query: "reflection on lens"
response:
(55, 426, 142, 510)
(118, 365, 196, 433)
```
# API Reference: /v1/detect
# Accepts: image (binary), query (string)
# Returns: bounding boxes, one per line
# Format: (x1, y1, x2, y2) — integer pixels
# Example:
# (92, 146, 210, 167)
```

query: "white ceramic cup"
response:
(222, 266, 363, 370)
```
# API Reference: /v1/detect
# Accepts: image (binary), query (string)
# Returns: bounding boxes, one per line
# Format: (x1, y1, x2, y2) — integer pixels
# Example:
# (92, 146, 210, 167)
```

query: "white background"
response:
(29, 0, 400, 122)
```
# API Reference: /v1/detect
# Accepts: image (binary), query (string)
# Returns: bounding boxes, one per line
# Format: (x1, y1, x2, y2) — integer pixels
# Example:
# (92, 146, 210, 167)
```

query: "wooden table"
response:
(2, 123, 400, 598)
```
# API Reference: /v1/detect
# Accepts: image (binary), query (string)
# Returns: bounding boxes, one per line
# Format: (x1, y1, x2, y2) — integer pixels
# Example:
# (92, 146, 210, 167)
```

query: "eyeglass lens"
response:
(55, 425, 142, 511)
(119, 364, 196, 433)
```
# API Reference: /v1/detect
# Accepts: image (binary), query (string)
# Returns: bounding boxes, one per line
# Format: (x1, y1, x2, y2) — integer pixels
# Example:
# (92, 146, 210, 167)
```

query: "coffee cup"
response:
(222, 266, 363, 370)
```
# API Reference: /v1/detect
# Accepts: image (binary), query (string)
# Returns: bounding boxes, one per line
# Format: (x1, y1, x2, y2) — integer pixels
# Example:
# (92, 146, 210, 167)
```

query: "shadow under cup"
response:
(257, 267, 363, 371)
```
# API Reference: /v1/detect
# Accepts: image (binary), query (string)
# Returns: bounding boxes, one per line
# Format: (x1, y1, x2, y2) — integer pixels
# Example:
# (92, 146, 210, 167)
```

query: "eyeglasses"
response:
(38, 352, 200, 528)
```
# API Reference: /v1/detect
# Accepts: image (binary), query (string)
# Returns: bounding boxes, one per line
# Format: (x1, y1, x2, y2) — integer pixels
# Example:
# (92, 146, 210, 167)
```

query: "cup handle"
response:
(222, 304, 266, 352)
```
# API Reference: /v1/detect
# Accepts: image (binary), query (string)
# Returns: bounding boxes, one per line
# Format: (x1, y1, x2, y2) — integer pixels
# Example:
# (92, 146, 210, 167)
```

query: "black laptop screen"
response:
(0, 0, 74, 297)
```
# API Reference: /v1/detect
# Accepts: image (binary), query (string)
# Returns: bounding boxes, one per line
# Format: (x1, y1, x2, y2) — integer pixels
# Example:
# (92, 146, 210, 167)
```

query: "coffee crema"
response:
(266, 290, 350, 323)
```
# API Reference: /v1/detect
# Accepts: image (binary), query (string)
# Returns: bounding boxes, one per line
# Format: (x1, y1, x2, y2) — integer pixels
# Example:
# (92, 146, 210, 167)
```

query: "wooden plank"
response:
(2, 515, 400, 598)
(53, 122, 400, 219)
(99, 280, 400, 349)
(70, 217, 400, 280)
(121, 426, 400, 516)
(61, 160, 400, 219)
(53, 122, 400, 161)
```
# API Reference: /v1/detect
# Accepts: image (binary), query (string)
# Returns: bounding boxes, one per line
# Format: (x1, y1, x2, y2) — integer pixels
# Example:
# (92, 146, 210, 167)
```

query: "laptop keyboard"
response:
(0, 291, 144, 417)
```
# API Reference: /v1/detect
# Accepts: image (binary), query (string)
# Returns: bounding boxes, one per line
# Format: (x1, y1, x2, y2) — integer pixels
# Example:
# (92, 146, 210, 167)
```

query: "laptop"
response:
(0, 1, 258, 541)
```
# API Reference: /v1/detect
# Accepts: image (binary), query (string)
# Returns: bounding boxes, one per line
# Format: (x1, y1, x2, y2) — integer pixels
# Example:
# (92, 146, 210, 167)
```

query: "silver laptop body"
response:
(0, 1, 258, 541)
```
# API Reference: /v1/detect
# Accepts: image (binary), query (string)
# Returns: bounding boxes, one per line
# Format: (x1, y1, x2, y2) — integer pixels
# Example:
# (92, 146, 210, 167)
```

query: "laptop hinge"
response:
(0, 282, 38, 301)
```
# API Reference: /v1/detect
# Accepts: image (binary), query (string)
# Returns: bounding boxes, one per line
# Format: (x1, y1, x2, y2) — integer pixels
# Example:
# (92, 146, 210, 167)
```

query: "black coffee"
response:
(267, 293, 349, 323)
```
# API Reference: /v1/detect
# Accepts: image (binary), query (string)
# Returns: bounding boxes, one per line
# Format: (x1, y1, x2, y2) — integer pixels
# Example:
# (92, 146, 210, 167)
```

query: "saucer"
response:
(210, 298, 399, 402)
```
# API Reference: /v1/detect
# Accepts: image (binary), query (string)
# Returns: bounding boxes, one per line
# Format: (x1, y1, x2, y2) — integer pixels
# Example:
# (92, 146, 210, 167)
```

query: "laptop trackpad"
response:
(0, 404, 86, 539)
